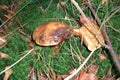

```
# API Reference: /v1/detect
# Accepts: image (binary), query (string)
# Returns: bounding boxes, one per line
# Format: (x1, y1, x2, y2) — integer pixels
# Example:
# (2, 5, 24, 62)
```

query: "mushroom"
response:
(32, 21, 104, 52)
(32, 22, 74, 52)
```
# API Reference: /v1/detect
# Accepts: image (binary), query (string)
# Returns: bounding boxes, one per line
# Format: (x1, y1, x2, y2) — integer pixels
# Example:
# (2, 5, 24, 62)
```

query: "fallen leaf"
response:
(0, 37, 7, 46)
(0, 52, 9, 59)
(28, 67, 37, 80)
(0, 5, 8, 10)
(79, 26, 101, 51)
(4, 14, 11, 19)
(78, 71, 98, 80)
(79, 16, 105, 51)
(99, 53, 107, 60)
(3, 66, 13, 80)
(56, 75, 62, 80)
(100, 0, 108, 5)
(7, 10, 14, 15)
(87, 64, 98, 75)
(78, 71, 89, 80)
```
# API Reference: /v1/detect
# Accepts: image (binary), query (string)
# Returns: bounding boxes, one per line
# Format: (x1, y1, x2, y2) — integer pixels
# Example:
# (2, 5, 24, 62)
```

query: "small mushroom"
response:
(32, 22, 74, 52)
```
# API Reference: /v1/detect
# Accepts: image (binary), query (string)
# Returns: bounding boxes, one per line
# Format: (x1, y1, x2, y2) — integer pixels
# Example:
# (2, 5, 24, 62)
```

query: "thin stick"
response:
(64, 49, 96, 80)
(87, 0, 120, 72)
(0, 49, 34, 75)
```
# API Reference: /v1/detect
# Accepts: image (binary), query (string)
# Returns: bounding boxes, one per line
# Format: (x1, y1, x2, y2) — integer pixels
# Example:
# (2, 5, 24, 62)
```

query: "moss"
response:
(0, 0, 120, 79)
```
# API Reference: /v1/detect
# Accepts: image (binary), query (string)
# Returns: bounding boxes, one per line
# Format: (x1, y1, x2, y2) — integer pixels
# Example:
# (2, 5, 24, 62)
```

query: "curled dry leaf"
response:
(3, 66, 13, 80)
(0, 37, 7, 46)
(79, 16, 104, 51)
(99, 53, 107, 60)
(0, 52, 9, 59)
(100, 0, 108, 5)
(79, 26, 101, 51)
(78, 71, 98, 80)
(0, 5, 9, 10)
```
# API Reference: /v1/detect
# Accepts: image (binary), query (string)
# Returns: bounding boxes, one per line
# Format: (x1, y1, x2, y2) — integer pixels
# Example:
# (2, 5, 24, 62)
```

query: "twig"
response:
(64, 49, 96, 80)
(86, 0, 120, 72)
(0, 49, 34, 75)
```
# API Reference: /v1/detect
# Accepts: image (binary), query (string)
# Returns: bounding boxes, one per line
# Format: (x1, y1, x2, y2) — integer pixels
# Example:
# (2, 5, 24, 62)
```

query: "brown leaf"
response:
(56, 75, 62, 80)
(79, 16, 105, 51)
(7, 10, 14, 15)
(78, 71, 98, 80)
(99, 53, 107, 60)
(4, 15, 11, 19)
(3, 66, 13, 80)
(80, 16, 104, 44)
(100, 0, 108, 5)
(0, 52, 9, 59)
(0, 5, 8, 10)
(78, 71, 89, 80)
(79, 26, 101, 51)
(87, 64, 98, 75)
(28, 67, 37, 80)
(0, 37, 7, 46)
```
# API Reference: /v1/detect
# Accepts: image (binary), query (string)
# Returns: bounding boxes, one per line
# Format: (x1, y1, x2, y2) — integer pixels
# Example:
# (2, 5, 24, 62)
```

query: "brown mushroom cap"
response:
(33, 22, 73, 46)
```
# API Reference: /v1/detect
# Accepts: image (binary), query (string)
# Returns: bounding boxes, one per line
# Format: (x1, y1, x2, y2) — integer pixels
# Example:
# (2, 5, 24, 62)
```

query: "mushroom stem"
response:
(73, 28, 80, 36)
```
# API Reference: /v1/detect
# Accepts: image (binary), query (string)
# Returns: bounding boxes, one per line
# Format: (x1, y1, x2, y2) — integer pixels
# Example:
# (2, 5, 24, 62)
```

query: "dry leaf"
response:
(79, 26, 101, 51)
(7, 10, 14, 15)
(4, 15, 11, 19)
(80, 16, 104, 45)
(3, 66, 13, 80)
(99, 53, 107, 60)
(79, 16, 104, 51)
(28, 67, 37, 80)
(87, 64, 98, 75)
(0, 37, 7, 46)
(100, 0, 108, 5)
(0, 52, 9, 59)
(56, 75, 62, 80)
(78, 71, 98, 80)
(0, 5, 8, 10)
(78, 71, 89, 80)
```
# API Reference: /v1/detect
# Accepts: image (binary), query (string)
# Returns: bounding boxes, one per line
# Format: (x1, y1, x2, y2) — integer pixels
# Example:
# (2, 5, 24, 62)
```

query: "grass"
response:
(0, 0, 120, 79)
